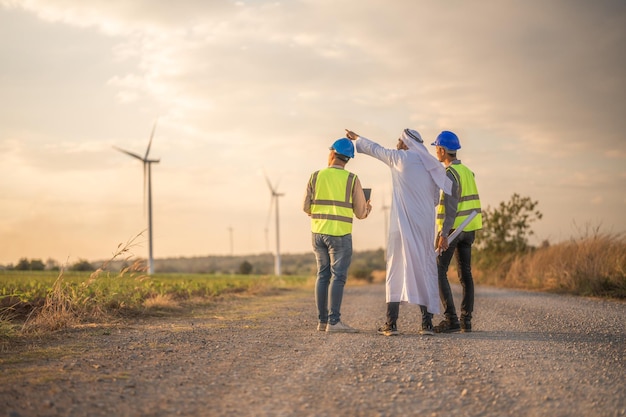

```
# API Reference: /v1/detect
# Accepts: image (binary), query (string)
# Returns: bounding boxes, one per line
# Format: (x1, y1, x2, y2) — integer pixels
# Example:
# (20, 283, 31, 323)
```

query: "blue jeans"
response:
(312, 233, 353, 325)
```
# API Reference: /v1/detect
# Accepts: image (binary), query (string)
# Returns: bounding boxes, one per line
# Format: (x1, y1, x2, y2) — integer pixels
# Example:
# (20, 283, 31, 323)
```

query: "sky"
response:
(1, 0, 625, 266)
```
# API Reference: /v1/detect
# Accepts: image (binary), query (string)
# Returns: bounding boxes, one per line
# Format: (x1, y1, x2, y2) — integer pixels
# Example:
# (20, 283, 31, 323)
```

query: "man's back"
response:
(355, 138, 439, 229)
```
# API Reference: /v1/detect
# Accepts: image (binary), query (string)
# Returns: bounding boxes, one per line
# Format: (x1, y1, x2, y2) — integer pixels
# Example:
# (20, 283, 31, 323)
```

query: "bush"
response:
(238, 261, 253, 275)
(477, 193, 543, 254)
(351, 268, 373, 282)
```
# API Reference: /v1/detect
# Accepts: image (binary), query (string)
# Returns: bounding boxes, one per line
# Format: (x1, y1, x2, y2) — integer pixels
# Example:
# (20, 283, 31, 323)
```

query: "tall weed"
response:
(476, 231, 626, 298)
(21, 234, 148, 333)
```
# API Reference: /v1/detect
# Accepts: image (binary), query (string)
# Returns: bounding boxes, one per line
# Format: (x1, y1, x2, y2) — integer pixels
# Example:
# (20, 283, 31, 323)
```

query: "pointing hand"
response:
(345, 129, 358, 141)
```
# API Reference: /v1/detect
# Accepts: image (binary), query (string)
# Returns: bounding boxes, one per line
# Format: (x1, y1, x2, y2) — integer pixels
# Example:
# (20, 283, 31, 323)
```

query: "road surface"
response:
(1, 283, 624, 416)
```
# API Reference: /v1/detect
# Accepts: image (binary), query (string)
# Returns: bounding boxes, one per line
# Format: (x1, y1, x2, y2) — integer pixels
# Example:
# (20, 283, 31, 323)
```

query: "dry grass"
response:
(20, 234, 148, 334)
(477, 231, 626, 298)
(21, 270, 80, 333)
(0, 307, 17, 342)
(143, 293, 181, 310)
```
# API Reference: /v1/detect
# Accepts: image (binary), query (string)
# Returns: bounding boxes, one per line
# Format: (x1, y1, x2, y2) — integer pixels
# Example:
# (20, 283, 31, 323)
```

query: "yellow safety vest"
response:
(309, 168, 356, 236)
(436, 163, 482, 233)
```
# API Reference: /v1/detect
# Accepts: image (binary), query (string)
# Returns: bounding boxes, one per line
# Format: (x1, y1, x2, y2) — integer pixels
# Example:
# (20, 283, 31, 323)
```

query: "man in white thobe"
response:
(345, 128, 452, 336)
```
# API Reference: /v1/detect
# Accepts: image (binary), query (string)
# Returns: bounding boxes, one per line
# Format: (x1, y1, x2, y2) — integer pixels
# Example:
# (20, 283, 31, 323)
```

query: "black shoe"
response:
(461, 318, 472, 333)
(377, 322, 399, 336)
(419, 317, 434, 336)
(434, 319, 461, 333)
(419, 323, 434, 336)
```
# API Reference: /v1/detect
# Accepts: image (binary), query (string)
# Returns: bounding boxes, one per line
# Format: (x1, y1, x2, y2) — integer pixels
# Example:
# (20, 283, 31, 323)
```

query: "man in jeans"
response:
(431, 131, 483, 333)
(303, 138, 371, 333)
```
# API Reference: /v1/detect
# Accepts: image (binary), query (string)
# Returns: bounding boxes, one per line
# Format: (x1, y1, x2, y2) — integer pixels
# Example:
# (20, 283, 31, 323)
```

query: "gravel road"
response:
(1, 283, 625, 417)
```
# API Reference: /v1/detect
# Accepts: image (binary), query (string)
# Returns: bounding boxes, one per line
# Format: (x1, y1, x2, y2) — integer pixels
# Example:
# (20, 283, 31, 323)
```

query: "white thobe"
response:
(356, 136, 450, 313)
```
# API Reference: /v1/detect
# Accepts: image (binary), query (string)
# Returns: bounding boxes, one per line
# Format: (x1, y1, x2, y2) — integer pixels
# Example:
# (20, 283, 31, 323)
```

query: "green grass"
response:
(0, 269, 312, 339)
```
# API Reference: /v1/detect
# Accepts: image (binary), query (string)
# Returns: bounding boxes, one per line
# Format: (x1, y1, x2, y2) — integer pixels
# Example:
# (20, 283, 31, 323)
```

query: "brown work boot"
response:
(434, 318, 461, 333)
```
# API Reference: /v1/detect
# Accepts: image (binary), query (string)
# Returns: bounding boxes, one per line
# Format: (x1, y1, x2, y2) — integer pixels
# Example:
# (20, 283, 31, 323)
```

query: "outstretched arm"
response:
(345, 129, 398, 167)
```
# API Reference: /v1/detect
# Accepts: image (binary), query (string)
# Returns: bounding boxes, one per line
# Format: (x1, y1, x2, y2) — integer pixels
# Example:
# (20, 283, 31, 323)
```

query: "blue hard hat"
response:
(431, 131, 461, 151)
(329, 138, 355, 159)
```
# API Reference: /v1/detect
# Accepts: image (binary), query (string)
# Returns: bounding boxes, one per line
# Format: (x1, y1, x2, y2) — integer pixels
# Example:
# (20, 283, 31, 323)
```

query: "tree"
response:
(71, 259, 94, 271)
(45, 258, 60, 271)
(477, 193, 543, 254)
(13, 258, 49, 271)
(15, 258, 31, 270)
(29, 259, 45, 271)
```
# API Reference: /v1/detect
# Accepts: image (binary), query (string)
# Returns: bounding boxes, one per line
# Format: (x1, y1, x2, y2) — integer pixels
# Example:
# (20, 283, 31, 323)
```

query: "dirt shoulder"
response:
(1, 283, 625, 417)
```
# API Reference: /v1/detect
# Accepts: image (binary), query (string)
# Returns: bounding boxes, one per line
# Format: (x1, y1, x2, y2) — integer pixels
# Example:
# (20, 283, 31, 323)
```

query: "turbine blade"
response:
(145, 120, 158, 160)
(264, 173, 276, 194)
(113, 146, 144, 161)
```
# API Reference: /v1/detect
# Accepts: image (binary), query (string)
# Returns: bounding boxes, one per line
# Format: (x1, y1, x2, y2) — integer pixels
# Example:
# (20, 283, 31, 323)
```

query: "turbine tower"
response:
(382, 194, 390, 260)
(228, 225, 234, 256)
(264, 174, 284, 276)
(113, 121, 160, 275)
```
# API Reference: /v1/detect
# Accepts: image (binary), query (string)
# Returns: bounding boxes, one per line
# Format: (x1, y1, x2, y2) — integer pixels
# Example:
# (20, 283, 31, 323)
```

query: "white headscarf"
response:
(400, 128, 452, 195)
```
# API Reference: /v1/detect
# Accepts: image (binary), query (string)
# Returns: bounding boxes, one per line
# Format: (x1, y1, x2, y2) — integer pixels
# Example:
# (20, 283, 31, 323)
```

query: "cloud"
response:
(9, 0, 623, 157)
(1, 0, 625, 263)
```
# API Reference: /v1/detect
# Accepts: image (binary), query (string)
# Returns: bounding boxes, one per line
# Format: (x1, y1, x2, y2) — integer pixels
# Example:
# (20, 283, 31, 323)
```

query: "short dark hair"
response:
(336, 154, 350, 162)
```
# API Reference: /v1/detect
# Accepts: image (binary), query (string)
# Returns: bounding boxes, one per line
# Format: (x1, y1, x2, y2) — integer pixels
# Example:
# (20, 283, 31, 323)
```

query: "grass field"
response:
(0, 268, 312, 340)
(2, 231, 624, 340)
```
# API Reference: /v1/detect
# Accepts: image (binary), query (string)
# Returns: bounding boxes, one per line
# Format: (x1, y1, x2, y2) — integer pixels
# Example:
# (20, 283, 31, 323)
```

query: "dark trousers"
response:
(437, 230, 475, 320)
(386, 302, 400, 325)
(387, 302, 432, 325)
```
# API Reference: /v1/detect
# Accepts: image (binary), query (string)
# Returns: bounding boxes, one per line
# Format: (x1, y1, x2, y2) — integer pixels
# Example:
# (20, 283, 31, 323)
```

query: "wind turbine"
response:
(113, 121, 160, 275)
(228, 225, 234, 256)
(264, 174, 284, 276)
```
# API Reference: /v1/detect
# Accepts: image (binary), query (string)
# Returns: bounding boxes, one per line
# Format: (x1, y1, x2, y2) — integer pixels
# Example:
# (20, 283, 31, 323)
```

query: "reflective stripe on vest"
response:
(309, 168, 355, 236)
(436, 163, 483, 232)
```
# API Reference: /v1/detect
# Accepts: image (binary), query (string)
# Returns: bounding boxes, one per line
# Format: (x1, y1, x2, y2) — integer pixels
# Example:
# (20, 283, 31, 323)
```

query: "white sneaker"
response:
(326, 321, 358, 333)
(317, 322, 328, 331)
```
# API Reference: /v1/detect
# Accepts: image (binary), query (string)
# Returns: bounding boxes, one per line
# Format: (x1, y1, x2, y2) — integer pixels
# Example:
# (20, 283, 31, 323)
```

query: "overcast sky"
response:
(1, 0, 624, 266)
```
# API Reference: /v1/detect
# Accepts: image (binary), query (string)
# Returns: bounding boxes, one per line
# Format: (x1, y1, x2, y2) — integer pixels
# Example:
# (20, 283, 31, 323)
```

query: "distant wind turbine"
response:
(228, 225, 234, 256)
(113, 121, 160, 275)
(264, 173, 284, 276)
